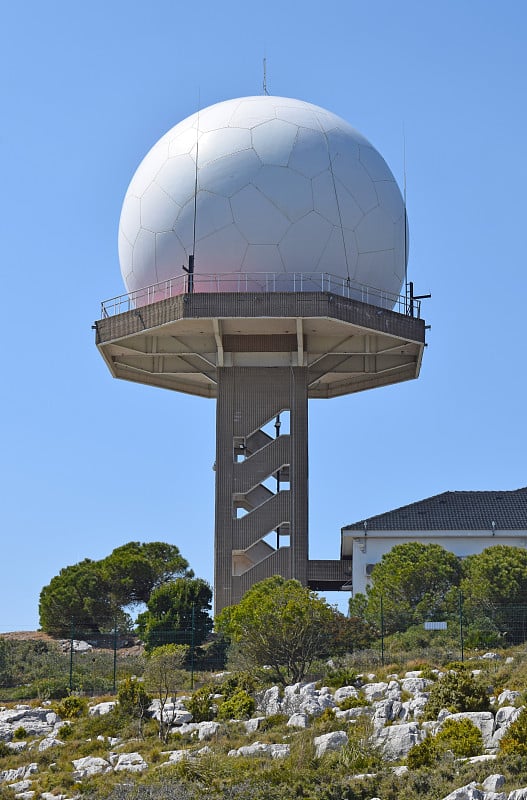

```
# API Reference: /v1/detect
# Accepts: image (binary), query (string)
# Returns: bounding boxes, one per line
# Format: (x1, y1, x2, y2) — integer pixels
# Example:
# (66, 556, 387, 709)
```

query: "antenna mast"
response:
(263, 57, 269, 95)
(403, 126, 408, 306)
(183, 94, 200, 293)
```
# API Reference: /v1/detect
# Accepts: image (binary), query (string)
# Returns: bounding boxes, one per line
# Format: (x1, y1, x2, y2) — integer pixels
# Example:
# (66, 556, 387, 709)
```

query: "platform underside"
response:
(96, 292, 426, 399)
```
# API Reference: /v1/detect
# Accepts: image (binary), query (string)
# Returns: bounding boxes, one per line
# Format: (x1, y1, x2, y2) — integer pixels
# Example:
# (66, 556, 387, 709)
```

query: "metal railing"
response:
(100, 272, 420, 319)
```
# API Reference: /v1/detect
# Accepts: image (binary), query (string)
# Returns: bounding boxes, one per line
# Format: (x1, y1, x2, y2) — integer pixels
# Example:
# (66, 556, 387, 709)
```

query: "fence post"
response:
(112, 620, 118, 694)
(190, 604, 195, 690)
(380, 596, 385, 667)
(69, 619, 74, 692)
(458, 590, 464, 662)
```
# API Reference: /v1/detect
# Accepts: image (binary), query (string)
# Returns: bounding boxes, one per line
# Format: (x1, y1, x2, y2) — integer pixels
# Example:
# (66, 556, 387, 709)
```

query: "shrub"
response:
(339, 714, 382, 772)
(258, 713, 288, 731)
(217, 689, 255, 720)
(338, 692, 370, 710)
(322, 666, 358, 689)
(312, 707, 341, 734)
(186, 684, 216, 722)
(424, 670, 490, 720)
(57, 723, 74, 739)
(435, 718, 484, 757)
(499, 708, 527, 756)
(419, 665, 438, 682)
(407, 735, 441, 769)
(54, 694, 88, 719)
(226, 690, 256, 721)
(117, 677, 151, 718)
(218, 671, 259, 698)
(13, 726, 27, 740)
(0, 741, 11, 758)
(32, 677, 71, 700)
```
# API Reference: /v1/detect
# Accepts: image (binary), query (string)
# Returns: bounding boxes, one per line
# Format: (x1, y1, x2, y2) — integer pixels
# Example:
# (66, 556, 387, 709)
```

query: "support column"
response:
(214, 367, 308, 615)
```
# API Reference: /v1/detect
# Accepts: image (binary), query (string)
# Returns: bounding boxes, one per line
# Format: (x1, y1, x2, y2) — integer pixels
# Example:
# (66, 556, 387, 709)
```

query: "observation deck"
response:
(96, 272, 425, 401)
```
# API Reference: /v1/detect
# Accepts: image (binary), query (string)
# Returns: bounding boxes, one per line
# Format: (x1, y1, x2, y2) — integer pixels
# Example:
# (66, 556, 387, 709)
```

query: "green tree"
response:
(461, 546, 527, 643)
(144, 644, 188, 742)
(101, 542, 191, 607)
(215, 576, 335, 684)
(136, 577, 212, 650)
(39, 559, 116, 636)
(39, 542, 191, 637)
(350, 542, 462, 634)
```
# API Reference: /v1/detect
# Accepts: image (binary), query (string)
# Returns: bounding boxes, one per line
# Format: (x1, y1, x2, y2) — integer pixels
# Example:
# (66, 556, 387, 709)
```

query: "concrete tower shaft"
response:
(215, 367, 308, 612)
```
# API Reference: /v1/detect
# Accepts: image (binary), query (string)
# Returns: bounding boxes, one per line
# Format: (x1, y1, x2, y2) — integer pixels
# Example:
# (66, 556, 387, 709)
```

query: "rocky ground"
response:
(1, 656, 527, 799)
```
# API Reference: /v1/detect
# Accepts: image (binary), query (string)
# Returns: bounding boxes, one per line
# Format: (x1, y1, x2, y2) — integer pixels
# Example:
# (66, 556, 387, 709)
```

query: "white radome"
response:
(119, 96, 407, 298)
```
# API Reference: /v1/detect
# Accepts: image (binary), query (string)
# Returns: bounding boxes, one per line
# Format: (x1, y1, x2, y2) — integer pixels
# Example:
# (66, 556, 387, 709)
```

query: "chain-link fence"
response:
(359, 595, 527, 666)
(2, 598, 527, 697)
(0, 623, 228, 700)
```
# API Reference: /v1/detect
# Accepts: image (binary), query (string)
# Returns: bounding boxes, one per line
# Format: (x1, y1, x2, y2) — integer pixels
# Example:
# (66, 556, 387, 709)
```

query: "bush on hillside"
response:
(217, 689, 255, 720)
(435, 717, 484, 757)
(424, 669, 490, 720)
(499, 708, 527, 756)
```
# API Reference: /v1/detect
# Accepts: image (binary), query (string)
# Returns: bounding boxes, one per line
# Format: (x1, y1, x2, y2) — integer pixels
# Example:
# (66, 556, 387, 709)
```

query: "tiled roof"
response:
(342, 488, 527, 532)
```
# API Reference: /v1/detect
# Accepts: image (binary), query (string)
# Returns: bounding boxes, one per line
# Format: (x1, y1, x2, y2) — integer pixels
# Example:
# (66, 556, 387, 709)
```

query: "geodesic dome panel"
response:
(118, 96, 408, 298)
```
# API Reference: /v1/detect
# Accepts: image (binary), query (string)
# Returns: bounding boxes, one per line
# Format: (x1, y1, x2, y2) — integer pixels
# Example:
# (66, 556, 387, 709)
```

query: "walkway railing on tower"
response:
(101, 272, 420, 319)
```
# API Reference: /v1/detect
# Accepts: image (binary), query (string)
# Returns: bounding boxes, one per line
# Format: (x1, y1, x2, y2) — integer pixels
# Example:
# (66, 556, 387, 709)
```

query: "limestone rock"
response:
(229, 741, 290, 759)
(38, 737, 64, 752)
(373, 721, 423, 760)
(439, 781, 484, 799)
(0, 707, 58, 738)
(496, 690, 521, 707)
(362, 682, 388, 702)
(6, 742, 27, 753)
(0, 723, 13, 741)
(256, 686, 282, 716)
(282, 682, 335, 716)
(244, 717, 265, 733)
(287, 712, 309, 728)
(59, 639, 92, 653)
(1, 767, 27, 784)
(113, 752, 148, 772)
(313, 730, 348, 757)
(403, 692, 429, 720)
(89, 701, 116, 717)
(197, 721, 220, 740)
(72, 756, 112, 778)
(8, 780, 32, 793)
(401, 677, 433, 694)
(333, 686, 359, 704)
(164, 749, 189, 763)
(482, 774, 505, 792)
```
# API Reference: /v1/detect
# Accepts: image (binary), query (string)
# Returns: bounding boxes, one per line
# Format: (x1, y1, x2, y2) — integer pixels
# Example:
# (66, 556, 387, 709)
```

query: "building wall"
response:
(345, 530, 527, 596)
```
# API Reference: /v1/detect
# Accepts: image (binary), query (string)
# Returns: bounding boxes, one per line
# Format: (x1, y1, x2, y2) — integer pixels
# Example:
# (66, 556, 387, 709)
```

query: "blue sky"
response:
(1, 1, 526, 631)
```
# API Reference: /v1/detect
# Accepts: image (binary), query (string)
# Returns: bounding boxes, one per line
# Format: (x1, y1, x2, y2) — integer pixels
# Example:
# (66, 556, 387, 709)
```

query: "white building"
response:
(341, 487, 527, 596)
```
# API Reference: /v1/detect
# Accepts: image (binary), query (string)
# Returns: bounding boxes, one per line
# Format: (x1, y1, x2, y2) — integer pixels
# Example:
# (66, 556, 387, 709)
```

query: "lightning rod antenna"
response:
(263, 57, 269, 95)
(403, 125, 408, 303)
(183, 91, 200, 293)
